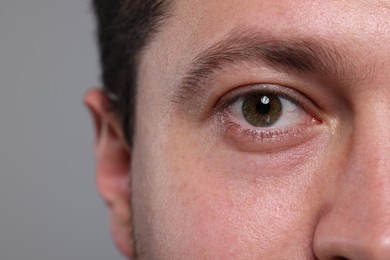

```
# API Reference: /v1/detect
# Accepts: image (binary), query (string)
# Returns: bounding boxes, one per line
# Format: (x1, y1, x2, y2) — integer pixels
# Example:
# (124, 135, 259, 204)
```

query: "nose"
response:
(313, 100, 390, 260)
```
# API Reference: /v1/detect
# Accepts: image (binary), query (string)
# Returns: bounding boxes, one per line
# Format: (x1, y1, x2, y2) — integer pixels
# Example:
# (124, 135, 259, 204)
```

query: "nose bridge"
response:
(341, 91, 390, 241)
(314, 91, 390, 259)
(333, 130, 390, 255)
(351, 91, 390, 183)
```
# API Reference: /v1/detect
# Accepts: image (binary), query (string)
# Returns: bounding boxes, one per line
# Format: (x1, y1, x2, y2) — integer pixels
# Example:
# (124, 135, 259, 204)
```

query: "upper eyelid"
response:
(214, 84, 314, 112)
(174, 29, 355, 106)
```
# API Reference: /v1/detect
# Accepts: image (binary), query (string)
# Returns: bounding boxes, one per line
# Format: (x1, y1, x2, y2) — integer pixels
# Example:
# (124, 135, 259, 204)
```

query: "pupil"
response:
(241, 93, 282, 127)
(256, 95, 271, 114)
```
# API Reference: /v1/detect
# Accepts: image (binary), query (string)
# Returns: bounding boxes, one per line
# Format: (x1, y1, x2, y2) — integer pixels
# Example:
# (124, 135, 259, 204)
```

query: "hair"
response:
(92, 0, 172, 145)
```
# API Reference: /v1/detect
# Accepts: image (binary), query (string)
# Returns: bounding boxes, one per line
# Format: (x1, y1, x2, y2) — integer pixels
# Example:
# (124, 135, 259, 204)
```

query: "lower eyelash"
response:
(225, 120, 298, 140)
(221, 111, 307, 141)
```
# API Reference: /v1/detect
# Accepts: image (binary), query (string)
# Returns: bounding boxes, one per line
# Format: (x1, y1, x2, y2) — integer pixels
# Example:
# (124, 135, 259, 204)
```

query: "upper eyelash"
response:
(214, 84, 308, 115)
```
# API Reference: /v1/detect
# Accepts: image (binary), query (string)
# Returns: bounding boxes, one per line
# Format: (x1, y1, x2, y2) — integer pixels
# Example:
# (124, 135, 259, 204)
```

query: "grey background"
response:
(0, 0, 123, 259)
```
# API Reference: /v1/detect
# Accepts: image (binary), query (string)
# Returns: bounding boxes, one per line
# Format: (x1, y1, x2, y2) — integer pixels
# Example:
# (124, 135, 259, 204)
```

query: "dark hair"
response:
(92, 0, 172, 145)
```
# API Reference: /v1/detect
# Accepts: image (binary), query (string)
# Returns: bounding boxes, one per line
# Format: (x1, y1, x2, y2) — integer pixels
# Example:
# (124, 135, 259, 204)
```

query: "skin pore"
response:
(86, 0, 390, 259)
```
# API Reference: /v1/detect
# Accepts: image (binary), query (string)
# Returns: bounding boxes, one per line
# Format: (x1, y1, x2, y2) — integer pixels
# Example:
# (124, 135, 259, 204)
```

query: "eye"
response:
(229, 92, 308, 128)
(214, 84, 321, 146)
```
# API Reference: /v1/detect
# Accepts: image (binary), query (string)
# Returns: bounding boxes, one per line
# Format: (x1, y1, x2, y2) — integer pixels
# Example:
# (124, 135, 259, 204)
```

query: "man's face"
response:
(90, 0, 390, 259)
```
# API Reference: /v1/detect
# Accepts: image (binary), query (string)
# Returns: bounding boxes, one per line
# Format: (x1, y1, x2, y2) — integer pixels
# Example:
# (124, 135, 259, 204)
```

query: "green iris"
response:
(242, 93, 282, 127)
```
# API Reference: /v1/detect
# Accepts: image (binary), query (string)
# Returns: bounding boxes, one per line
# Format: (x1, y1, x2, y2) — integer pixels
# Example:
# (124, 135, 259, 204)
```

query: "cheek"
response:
(132, 127, 332, 259)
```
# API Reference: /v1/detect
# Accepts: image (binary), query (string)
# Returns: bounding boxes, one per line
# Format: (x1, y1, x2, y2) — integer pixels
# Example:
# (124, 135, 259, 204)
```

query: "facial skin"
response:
(85, 0, 390, 259)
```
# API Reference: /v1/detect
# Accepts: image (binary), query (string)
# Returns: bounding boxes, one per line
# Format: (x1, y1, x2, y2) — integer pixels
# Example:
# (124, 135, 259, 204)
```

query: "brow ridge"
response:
(173, 29, 354, 104)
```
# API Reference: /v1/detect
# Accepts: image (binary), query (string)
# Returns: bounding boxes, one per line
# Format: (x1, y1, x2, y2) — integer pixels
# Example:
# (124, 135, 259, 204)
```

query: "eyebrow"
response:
(173, 29, 355, 104)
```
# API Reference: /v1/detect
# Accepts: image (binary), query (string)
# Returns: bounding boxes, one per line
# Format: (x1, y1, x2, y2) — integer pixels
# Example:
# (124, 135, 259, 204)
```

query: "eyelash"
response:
(213, 84, 321, 143)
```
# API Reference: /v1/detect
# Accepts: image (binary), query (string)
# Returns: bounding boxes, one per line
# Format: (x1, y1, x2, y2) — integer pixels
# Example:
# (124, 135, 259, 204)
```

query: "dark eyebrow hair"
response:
(173, 29, 355, 103)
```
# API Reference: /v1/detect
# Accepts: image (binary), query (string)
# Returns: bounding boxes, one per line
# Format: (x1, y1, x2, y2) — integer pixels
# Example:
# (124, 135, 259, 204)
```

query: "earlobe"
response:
(84, 89, 135, 259)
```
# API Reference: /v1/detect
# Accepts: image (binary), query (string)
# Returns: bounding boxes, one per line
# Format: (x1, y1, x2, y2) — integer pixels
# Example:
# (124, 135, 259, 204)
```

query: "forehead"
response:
(140, 0, 390, 76)
(169, 0, 390, 35)
(136, 0, 390, 105)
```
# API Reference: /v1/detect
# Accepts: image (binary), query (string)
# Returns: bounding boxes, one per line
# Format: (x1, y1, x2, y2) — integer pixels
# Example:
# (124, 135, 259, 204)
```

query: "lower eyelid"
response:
(226, 119, 296, 139)
(215, 106, 322, 152)
(218, 115, 323, 153)
(221, 110, 316, 137)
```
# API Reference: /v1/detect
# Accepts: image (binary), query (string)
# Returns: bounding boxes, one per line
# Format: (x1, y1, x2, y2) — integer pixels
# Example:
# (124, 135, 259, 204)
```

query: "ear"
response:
(84, 89, 134, 259)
